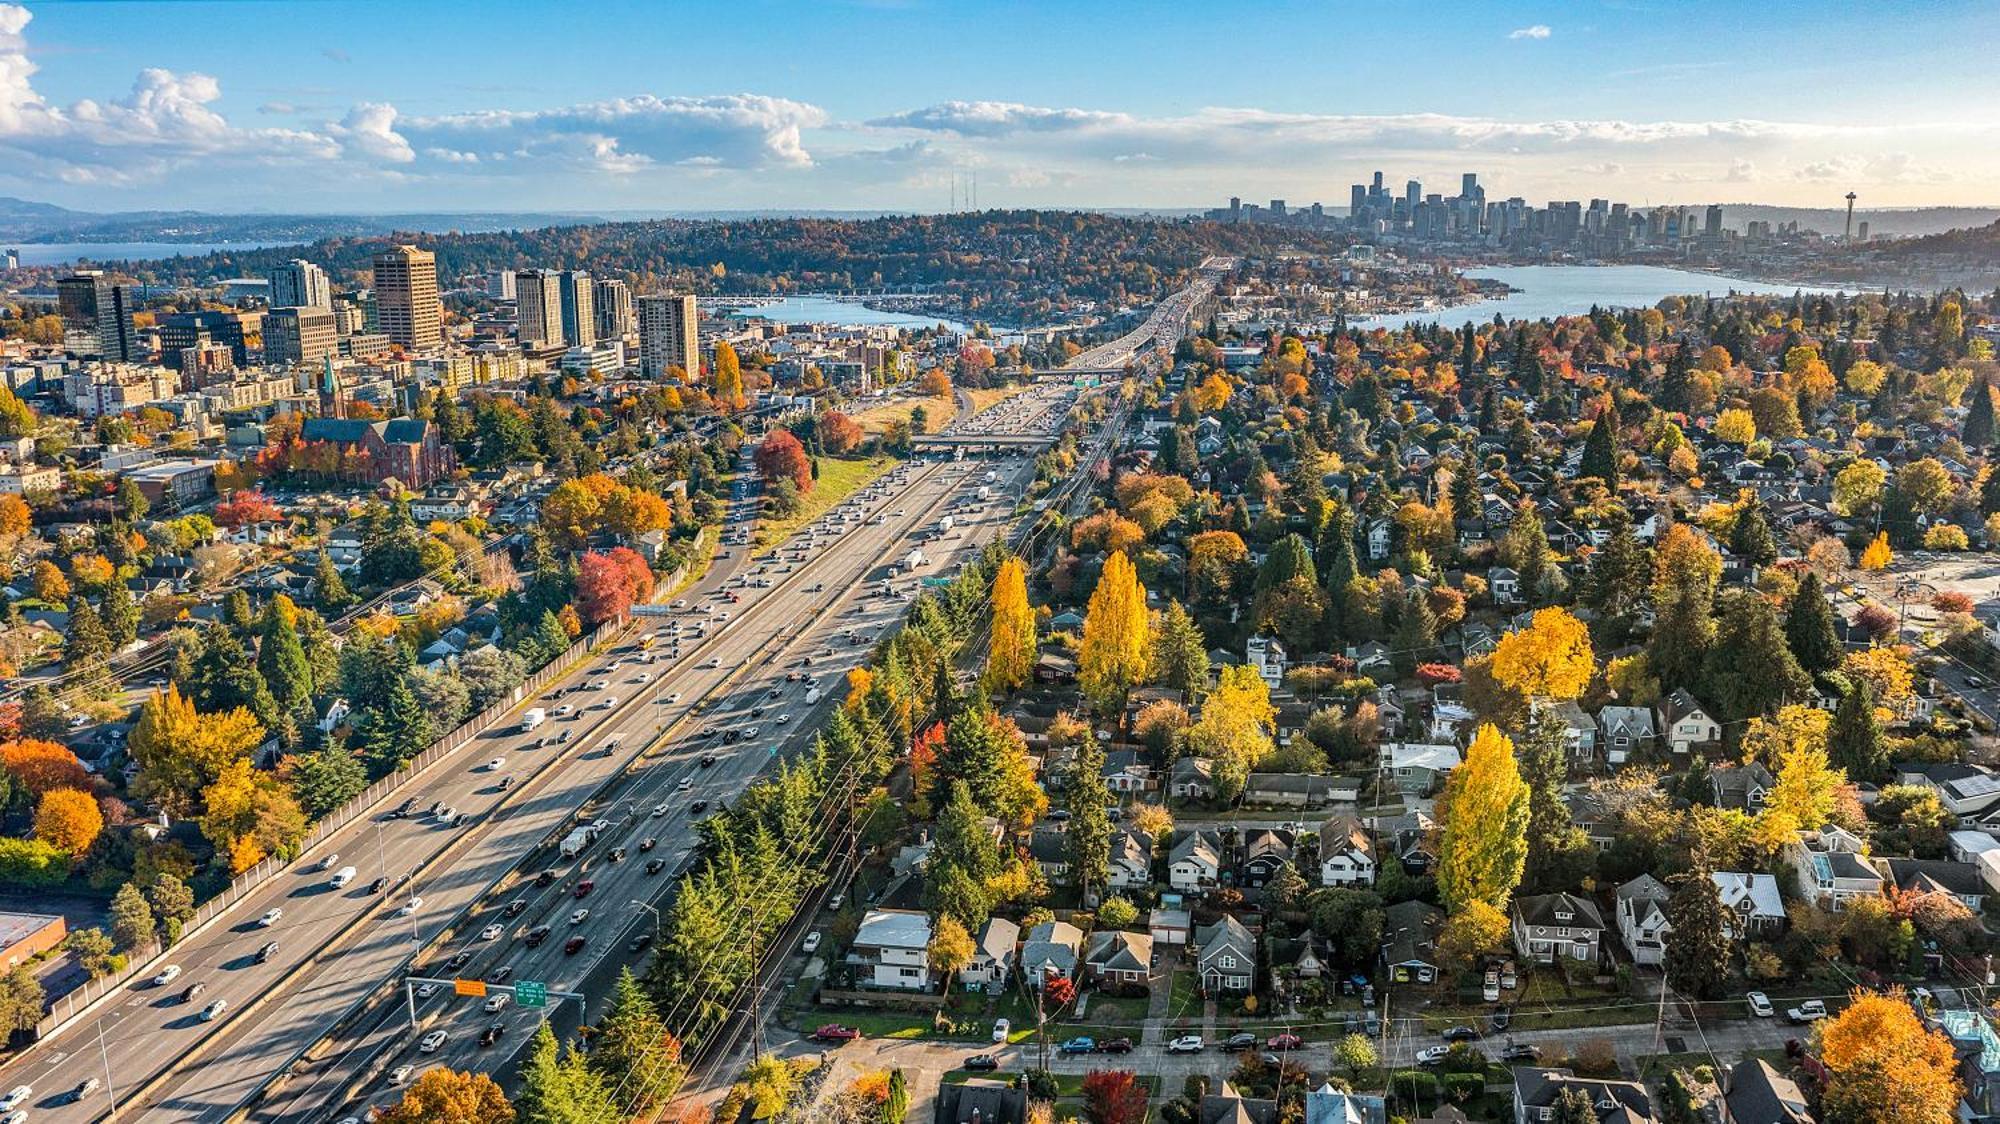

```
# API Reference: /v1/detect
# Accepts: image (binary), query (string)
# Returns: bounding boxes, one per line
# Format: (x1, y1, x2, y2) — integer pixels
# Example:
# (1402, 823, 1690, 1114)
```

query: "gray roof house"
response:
(960, 916, 1019, 990)
(1083, 929, 1154, 991)
(1510, 892, 1605, 965)
(1019, 920, 1083, 988)
(1194, 914, 1257, 994)
(1613, 874, 1670, 968)
(1724, 1058, 1814, 1124)
(1382, 900, 1445, 985)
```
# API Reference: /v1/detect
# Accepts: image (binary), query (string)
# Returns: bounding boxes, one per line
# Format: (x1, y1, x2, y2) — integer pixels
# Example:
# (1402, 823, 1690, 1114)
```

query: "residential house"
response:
(1247, 633, 1288, 687)
(1613, 875, 1671, 968)
(1488, 566, 1521, 605)
(1019, 921, 1083, 989)
(1170, 830, 1223, 893)
(1106, 828, 1154, 891)
(1379, 743, 1461, 793)
(1934, 1007, 2000, 1120)
(847, 909, 935, 992)
(1199, 1088, 1280, 1124)
(1893, 762, 2000, 824)
(1244, 772, 1343, 808)
(1712, 872, 1787, 938)
(1366, 518, 1393, 562)
(1382, 900, 1445, 985)
(1083, 930, 1154, 992)
(1884, 857, 1986, 914)
(934, 1083, 1028, 1124)
(1304, 1084, 1387, 1124)
(1658, 689, 1722, 756)
(1711, 762, 1775, 812)
(1101, 749, 1154, 794)
(1545, 700, 1599, 769)
(1239, 829, 1296, 888)
(1596, 706, 1656, 766)
(959, 917, 1019, 992)
(1784, 827, 1885, 911)
(1194, 915, 1258, 994)
(1028, 829, 1071, 885)
(1171, 757, 1215, 800)
(1511, 1068, 1656, 1124)
(1317, 816, 1377, 887)
(1723, 1059, 1814, 1124)
(1510, 892, 1605, 965)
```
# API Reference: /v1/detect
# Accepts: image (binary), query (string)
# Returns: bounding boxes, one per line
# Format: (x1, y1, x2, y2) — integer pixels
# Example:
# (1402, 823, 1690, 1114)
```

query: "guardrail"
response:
(20, 532, 707, 1059)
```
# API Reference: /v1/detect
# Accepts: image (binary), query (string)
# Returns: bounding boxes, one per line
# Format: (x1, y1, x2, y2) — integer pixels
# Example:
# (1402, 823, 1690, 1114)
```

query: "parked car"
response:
(991, 1018, 1010, 1043)
(813, 1024, 862, 1042)
(1416, 1045, 1451, 1066)
(1787, 1000, 1829, 1024)
(1059, 1037, 1096, 1055)
(964, 1054, 1000, 1072)
(1747, 991, 1775, 1018)
(1167, 1035, 1204, 1054)
(1501, 1042, 1542, 1063)
(1441, 1025, 1480, 1042)
(1221, 1032, 1258, 1051)
(1267, 1033, 1303, 1051)
(1100, 1037, 1133, 1054)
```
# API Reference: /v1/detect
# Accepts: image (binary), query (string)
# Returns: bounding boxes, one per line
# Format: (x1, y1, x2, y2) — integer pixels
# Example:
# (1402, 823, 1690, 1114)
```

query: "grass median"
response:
(756, 454, 899, 550)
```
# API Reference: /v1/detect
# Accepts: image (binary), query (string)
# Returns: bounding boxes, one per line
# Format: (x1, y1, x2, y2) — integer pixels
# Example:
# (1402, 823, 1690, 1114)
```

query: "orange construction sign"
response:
(454, 978, 487, 997)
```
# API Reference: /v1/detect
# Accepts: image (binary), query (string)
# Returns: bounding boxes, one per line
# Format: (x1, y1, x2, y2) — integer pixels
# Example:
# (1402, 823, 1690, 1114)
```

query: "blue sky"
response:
(9, 0, 1999, 212)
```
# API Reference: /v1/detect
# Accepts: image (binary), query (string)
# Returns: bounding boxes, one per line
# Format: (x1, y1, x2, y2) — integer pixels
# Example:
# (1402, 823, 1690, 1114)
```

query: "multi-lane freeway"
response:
(0, 385, 1075, 1123)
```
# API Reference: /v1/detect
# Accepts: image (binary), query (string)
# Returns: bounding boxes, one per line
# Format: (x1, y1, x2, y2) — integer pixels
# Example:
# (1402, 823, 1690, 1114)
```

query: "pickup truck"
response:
(812, 1024, 861, 1042)
(1786, 1000, 1828, 1024)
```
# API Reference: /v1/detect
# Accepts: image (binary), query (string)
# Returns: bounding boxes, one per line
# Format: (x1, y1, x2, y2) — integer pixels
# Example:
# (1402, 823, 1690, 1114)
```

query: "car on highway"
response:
(201, 999, 229, 1021)
(554, 705, 576, 718)
(420, 1030, 449, 1053)
(678, 777, 693, 792)
(483, 757, 506, 772)
(153, 964, 182, 986)
(257, 907, 283, 927)
(524, 925, 552, 948)
(652, 801, 672, 817)
(569, 908, 590, 925)
(1059, 1037, 1096, 1055)
(479, 924, 504, 941)
(480, 1023, 505, 1047)
(1167, 1035, 1204, 1054)
(257, 941, 279, 963)
(505, 898, 528, 917)
(0, 1088, 28, 1112)
(483, 993, 510, 1013)
(628, 932, 653, 953)
(433, 806, 456, 822)
(398, 897, 423, 916)
(608, 847, 627, 863)
(802, 932, 822, 954)
(390, 1065, 414, 1086)
(574, 880, 595, 898)
(964, 1055, 1000, 1072)
(445, 951, 473, 971)
(645, 859, 666, 875)
(415, 982, 441, 999)
(486, 967, 514, 984)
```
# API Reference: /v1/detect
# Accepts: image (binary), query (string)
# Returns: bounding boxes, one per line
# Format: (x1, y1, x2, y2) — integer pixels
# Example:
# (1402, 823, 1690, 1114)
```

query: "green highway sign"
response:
(516, 980, 548, 1008)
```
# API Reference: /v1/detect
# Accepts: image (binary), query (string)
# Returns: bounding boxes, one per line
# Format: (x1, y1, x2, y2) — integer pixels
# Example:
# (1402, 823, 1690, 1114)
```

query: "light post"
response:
(630, 899, 661, 942)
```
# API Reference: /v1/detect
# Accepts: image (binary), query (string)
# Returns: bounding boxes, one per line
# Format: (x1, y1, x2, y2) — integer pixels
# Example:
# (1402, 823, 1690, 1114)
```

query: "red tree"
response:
(1934, 591, 1975, 615)
(820, 411, 863, 455)
(1855, 604, 1899, 643)
(214, 490, 282, 528)
(1416, 663, 1463, 686)
(605, 546, 655, 604)
(754, 429, 813, 493)
(576, 551, 636, 625)
(1080, 1070, 1148, 1124)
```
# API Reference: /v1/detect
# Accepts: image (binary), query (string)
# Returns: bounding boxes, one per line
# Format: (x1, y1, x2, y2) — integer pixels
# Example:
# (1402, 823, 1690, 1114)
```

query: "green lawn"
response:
(755, 454, 897, 550)
(1167, 969, 1204, 1023)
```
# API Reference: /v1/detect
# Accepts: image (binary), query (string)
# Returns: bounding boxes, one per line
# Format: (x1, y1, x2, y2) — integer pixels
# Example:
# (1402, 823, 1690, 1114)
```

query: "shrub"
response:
(1442, 1071, 1485, 1103)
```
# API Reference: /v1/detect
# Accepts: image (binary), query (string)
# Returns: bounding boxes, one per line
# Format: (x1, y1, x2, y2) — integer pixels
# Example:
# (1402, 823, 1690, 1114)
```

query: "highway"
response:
(0, 386, 1071, 1123)
(1066, 257, 1230, 370)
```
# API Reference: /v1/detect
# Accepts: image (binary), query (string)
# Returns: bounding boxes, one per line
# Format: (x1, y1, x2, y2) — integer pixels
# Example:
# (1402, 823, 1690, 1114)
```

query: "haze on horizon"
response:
(10, 0, 1999, 215)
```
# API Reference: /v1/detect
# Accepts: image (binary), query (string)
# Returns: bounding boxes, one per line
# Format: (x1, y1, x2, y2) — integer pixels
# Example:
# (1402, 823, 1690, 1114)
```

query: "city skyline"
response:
(6, 0, 2000, 215)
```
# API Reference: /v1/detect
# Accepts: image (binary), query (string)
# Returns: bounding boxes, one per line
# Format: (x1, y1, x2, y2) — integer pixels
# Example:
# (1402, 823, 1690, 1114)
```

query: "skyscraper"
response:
(57, 272, 138, 362)
(371, 245, 442, 350)
(269, 259, 332, 309)
(263, 306, 338, 366)
(593, 278, 633, 341)
(515, 269, 564, 348)
(558, 270, 596, 349)
(637, 293, 699, 379)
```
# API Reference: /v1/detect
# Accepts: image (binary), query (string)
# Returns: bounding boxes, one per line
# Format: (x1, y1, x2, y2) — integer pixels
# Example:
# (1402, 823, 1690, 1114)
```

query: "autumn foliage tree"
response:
(1815, 991, 1961, 1124)
(754, 429, 813, 493)
(377, 1068, 515, 1124)
(0, 739, 90, 795)
(1436, 724, 1530, 913)
(1859, 532, 1893, 572)
(1078, 551, 1150, 709)
(984, 557, 1035, 693)
(1490, 608, 1595, 700)
(576, 548, 654, 625)
(819, 410, 863, 454)
(34, 787, 103, 855)
(1080, 1069, 1149, 1124)
(711, 341, 747, 410)
(213, 490, 283, 528)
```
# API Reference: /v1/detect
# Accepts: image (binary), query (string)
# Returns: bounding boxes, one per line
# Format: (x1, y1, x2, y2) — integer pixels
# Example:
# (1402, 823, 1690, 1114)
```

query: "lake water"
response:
(724, 294, 973, 333)
(1348, 264, 1847, 330)
(8, 241, 299, 266)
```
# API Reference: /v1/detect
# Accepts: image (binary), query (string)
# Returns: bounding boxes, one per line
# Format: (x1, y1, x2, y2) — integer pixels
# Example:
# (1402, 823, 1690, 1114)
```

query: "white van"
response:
(328, 866, 357, 889)
(804, 688, 822, 705)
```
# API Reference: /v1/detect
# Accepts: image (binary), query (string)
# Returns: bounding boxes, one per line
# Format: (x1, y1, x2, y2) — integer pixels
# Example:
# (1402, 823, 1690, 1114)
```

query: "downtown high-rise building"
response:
(57, 272, 138, 362)
(558, 270, 595, 349)
(593, 278, 633, 341)
(263, 306, 339, 366)
(269, 259, 332, 309)
(371, 245, 442, 350)
(637, 293, 699, 379)
(515, 269, 565, 348)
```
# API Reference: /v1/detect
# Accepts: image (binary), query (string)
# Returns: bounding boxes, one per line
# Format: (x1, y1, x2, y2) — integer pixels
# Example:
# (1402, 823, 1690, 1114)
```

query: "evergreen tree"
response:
(288, 744, 369, 817)
(108, 882, 155, 951)
(1664, 856, 1731, 1001)
(313, 552, 354, 613)
(1065, 734, 1112, 905)
(1390, 589, 1436, 677)
(515, 1022, 618, 1123)
(362, 672, 431, 773)
(1728, 494, 1778, 567)
(191, 623, 280, 728)
(258, 602, 316, 723)
(100, 579, 138, 649)
(224, 589, 255, 636)
(64, 597, 111, 694)
(1505, 503, 1551, 604)
(1966, 376, 1997, 451)
(1150, 600, 1209, 700)
(1830, 679, 1887, 781)
(1702, 589, 1810, 721)
(1580, 415, 1619, 486)
(1783, 572, 1843, 675)
(590, 968, 684, 1112)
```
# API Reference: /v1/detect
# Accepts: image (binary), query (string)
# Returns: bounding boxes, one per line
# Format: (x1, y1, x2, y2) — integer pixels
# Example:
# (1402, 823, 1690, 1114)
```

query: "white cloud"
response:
(399, 94, 828, 172)
(1508, 25, 1553, 40)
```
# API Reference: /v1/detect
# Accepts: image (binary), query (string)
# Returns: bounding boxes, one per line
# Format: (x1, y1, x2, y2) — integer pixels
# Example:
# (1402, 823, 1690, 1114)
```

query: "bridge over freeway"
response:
(909, 431, 1054, 452)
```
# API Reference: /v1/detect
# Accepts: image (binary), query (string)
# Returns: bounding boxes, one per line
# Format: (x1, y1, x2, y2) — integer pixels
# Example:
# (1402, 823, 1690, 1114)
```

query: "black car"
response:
(367, 876, 388, 894)
(535, 870, 558, 887)
(1501, 1042, 1541, 1063)
(963, 1055, 1000, 1072)
(386, 798, 414, 820)
(179, 982, 205, 1004)
(628, 932, 654, 953)
(691, 800, 709, 814)
(608, 847, 627, 863)
(750, 707, 765, 719)
(1100, 1037, 1133, 1054)
(1441, 1026, 1480, 1043)
(523, 926, 552, 948)
(1222, 1032, 1259, 1051)
(645, 859, 666, 875)
(445, 950, 473, 971)
(479, 1022, 504, 1047)
(504, 898, 528, 917)
(486, 967, 514, 984)
(699, 753, 718, 768)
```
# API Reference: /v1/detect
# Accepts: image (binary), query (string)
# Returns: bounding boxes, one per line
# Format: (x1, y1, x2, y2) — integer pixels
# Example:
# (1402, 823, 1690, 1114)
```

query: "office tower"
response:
(558, 270, 595, 349)
(4, 250, 17, 271)
(1405, 180, 1421, 213)
(1705, 205, 1724, 238)
(1228, 197, 1242, 222)
(593, 278, 633, 340)
(637, 293, 699, 379)
(264, 306, 338, 366)
(1269, 200, 1287, 217)
(158, 311, 249, 370)
(1461, 173, 1478, 199)
(57, 272, 138, 362)
(1371, 171, 1384, 192)
(269, 259, 332, 309)
(1349, 184, 1366, 216)
(371, 245, 442, 350)
(515, 269, 564, 348)
(488, 270, 517, 300)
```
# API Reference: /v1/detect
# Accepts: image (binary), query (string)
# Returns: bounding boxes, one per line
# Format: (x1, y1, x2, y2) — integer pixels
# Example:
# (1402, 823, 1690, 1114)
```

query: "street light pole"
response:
(630, 899, 661, 942)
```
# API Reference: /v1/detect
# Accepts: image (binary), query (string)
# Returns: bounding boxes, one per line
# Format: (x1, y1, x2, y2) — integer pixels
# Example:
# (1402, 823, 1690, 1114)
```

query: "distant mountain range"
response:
(0, 197, 650, 245)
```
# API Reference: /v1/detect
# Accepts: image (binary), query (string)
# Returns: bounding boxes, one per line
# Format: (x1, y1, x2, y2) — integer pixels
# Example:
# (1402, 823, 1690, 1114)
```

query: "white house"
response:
(1712, 872, 1786, 939)
(1613, 874, 1671, 968)
(1783, 827, 1885, 911)
(1658, 689, 1721, 756)
(1316, 815, 1377, 887)
(1378, 742, 1461, 793)
(848, 908, 934, 991)
(1246, 634, 1288, 688)
(1169, 830, 1222, 893)
(1107, 828, 1153, 890)
(959, 917, 1019, 991)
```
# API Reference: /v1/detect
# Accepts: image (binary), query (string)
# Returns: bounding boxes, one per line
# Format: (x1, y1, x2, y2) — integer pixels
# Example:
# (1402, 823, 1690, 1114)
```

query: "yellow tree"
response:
(1756, 735, 1845, 849)
(1714, 408, 1756, 445)
(1859, 532, 1893, 571)
(377, 1068, 514, 1124)
(1185, 665, 1276, 799)
(984, 558, 1035, 693)
(1078, 551, 1150, 708)
(1489, 608, 1595, 700)
(712, 341, 747, 410)
(1816, 991, 1961, 1124)
(1842, 647, 1915, 710)
(128, 686, 266, 818)
(1436, 724, 1530, 913)
(34, 788, 103, 855)
(928, 914, 976, 999)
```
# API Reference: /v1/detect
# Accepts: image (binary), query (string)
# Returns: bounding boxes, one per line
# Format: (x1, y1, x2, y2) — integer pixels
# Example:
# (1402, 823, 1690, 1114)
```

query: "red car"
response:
(574, 880, 595, 899)
(564, 936, 587, 955)
(1268, 1033, 1303, 1050)
(813, 1024, 862, 1042)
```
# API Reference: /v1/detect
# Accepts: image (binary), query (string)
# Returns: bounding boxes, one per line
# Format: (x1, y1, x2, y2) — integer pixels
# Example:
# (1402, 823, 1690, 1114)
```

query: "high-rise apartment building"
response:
(57, 272, 138, 362)
(487, 270, 517, 300)
(269, 259, 332, 309)
(593, 278, 633, 340)
(558, 270, 595, 349)
(264, 306, 339, 366)
(637, 293, 699, 379)
(515, 269, 564, 348)
(371, 245, 442, 350)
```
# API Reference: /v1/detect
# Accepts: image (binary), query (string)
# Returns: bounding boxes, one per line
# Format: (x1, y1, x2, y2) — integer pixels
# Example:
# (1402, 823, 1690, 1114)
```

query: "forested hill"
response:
(108, 211, 1347, 327)
(1877, 219, 2000, 263)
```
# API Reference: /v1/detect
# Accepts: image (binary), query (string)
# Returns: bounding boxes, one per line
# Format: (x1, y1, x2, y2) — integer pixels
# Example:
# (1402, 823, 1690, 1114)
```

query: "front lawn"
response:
(755, 454, 896, 550)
